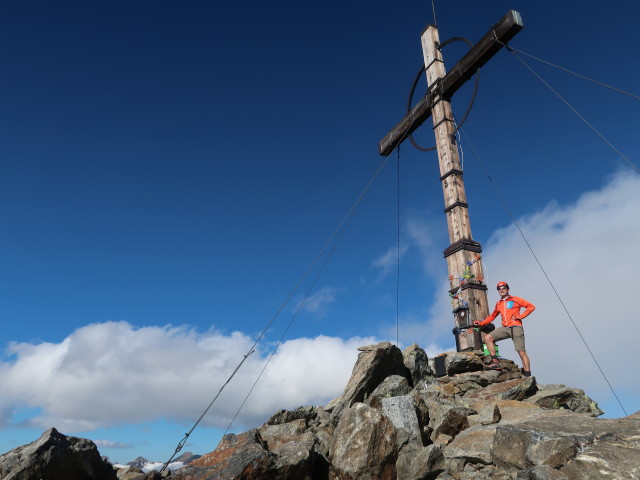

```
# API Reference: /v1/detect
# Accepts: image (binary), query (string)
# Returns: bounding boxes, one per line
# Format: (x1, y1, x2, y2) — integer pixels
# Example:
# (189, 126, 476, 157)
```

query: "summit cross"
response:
(378, 10, 524, 351)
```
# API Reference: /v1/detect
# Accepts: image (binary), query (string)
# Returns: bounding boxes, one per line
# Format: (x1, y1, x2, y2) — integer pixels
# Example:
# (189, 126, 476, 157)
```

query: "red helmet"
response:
(496, 282, 509, 290)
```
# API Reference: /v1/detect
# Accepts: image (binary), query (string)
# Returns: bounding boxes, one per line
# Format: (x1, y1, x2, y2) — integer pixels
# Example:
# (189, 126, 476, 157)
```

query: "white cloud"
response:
(371, 245, 408, 280)
(405, 214, 448, 279)
(371, 210, 446, 283)
(298, 286, 343, 315)
(94, 439, 132, 449)
(0, 322, 375, 432)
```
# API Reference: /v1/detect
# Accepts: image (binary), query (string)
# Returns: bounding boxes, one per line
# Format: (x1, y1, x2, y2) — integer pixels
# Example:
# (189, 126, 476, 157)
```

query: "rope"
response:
(490, 33, 640, 175)
(224, 214, 353, 436)
(161, 153, 392, 469)
(431, 0, 437, 26)
(160, 349, 255, 471)
(506, 47, 639, 174)
(457, 124, 629, 417)
(502, 45, 640, 101)
(396, 147, 401, 346)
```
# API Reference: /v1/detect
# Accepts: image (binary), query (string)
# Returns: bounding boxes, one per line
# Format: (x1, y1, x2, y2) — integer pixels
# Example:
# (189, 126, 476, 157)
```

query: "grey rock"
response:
(414, 382, 455, 402)
(329, 342, 411, 425)
(525, 386, 604, 417)
(141, 472, 163, 480)
(177, 429, 275, 480)
(258, 421, 320, 480)
(427, 401, 473, 444)
(479, 403, 501, 425)
(312, 424, 334, 459)
(443, 425, 497, 471)
(402, 343, 433, 386)
(518, 465, 569, 479)
(559, 420, 640, 479)
(396, 444, 444, 480)
(437, 370, 498, 397)
(329, 403, 397, 480)
(492, 410, 640, 478)
(366, 375, 410, 409)
(264, 406, 318, 426)
(270, 441, 315, 480)
(444, 351, 485, 375)
(259, 419, 313, 452)
(117, 466, 145, 480)
(380, 395, 422, 448)
(439, 463, 514, 479)
(466, 376, 537, 402)
(0, 428, 117, 480)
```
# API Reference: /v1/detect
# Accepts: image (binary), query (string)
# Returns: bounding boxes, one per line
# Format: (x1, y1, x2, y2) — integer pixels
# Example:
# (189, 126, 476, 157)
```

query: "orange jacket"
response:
(479, 295, 535, 328)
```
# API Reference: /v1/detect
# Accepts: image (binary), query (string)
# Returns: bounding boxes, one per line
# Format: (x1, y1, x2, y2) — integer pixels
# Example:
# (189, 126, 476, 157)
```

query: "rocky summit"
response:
(2, 341, 639, 480)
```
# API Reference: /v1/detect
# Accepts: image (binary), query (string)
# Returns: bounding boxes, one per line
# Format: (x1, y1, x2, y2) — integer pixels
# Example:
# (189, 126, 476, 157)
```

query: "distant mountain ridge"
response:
(126, 452, 202, 472)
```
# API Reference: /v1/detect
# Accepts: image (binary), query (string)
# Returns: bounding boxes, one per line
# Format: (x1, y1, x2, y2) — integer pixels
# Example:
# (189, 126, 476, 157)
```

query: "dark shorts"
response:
(490, 326, 526, 351)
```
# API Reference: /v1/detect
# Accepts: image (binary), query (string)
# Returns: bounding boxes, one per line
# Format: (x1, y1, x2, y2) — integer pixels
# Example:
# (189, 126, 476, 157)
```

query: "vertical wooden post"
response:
(421, 25, 489, 351)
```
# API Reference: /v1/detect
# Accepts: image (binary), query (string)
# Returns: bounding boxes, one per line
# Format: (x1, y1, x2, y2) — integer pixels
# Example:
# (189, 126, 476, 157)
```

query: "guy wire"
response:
(457, 123, 628, 417)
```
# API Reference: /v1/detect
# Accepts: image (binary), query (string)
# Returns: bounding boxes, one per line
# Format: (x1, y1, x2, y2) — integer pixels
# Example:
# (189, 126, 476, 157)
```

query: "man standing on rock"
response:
(474, 281, 535, 376)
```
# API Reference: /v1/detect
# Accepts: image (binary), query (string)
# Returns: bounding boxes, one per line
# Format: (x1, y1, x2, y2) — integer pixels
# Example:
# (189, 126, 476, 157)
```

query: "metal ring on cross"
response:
(407, 36, 480, 153)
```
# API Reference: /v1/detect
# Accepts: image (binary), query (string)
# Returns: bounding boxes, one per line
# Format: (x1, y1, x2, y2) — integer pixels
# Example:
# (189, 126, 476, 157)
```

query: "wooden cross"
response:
(379, 11, 524, 351)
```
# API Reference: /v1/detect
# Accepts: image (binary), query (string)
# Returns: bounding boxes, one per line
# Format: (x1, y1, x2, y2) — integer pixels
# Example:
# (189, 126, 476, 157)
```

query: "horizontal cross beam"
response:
(378, 10, 524, 157)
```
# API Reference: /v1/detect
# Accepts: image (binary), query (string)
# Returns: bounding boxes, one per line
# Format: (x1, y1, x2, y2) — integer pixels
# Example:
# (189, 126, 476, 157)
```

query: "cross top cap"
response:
(497, 282, 509, 290)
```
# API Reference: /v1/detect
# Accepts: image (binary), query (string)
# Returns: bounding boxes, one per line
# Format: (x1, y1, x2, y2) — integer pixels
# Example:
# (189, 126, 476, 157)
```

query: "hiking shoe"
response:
(485, 359, 503, 371)
(523, 371, 532, 377)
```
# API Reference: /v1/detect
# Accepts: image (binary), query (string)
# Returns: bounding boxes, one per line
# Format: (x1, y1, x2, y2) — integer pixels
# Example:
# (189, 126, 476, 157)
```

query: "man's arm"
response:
(515, 297, 535, 320)
(476, 305, 500, 326)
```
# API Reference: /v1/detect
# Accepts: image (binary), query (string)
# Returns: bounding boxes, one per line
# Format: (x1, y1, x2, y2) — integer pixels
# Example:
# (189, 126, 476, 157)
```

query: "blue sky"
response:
(1, 0, 639, 464)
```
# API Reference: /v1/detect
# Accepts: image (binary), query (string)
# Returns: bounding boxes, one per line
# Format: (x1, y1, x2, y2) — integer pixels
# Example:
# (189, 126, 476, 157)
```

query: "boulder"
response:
(141, 472, 163, 480)
(396, 444, 444, 480)
(329, 342, 410, 424)
(525, 385, 604, 417)
(365, 375, 410, 409)
(270, 441, 316, 480)
(489, 399, 544, 423)
(329, 403, 397, 480)
(437, 370, 499, 396)
(311, 424, 334, 460)
(413, 382, 455, 403)
(402, 343, 433, 386)
(116, 466, 145, 480)
(0, 428, 117, 480)
(380, 395, 422, 448)
(426, 401, 475, 444)
(443, 425, 497, 472)
(444, 351, 485, 375)
(479, 403, 501, 425)
(466, 376, 537, 401)
(518, 465, 570, 479)
(492, 410, 640, 478)
(177, 429, 274, 480)
(259, 419, 313, 452)
(264, 406, 318, 426)
(438, 463, 513, 479)
(258, 419, 318, 480)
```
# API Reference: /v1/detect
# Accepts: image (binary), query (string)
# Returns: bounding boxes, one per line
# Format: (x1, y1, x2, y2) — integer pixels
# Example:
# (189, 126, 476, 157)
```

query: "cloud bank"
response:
(0, 324, 374, 432)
